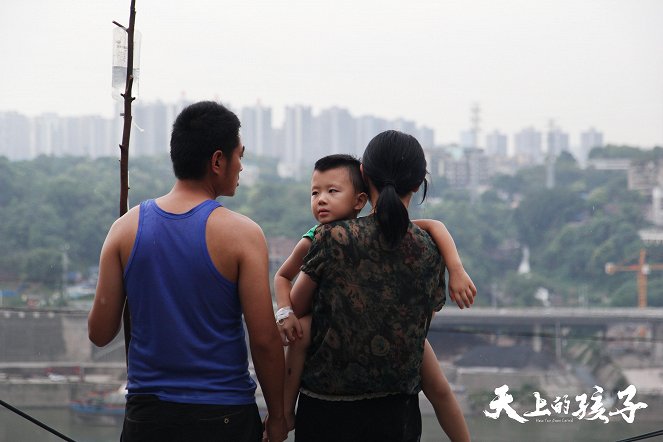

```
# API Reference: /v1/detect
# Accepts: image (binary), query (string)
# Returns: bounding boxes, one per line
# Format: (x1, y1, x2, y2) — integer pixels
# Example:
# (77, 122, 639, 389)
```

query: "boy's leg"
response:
(421, 339, 471, 442)
(285, 315, 311, 430)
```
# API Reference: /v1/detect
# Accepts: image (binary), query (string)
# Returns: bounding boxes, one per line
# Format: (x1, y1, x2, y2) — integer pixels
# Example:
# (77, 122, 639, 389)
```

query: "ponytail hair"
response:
(362, 130, 428, 247)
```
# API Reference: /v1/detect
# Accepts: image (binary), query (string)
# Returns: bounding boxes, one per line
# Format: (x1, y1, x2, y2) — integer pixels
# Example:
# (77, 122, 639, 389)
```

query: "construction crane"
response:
(605, 248, 663, 308)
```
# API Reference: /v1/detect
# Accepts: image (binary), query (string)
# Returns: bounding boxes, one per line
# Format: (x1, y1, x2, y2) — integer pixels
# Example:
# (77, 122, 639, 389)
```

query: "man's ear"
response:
(211, 150, 224, 172)
(354, 192, 368, 211)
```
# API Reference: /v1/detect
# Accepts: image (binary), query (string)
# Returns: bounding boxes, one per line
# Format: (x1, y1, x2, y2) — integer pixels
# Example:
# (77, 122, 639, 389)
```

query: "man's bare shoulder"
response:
(104, 205, 141, 263)
(206, 207, 266, 281)
(108, 205, 140, 235)
(209, 207, 263, 235)
(208, 206, 265, 242)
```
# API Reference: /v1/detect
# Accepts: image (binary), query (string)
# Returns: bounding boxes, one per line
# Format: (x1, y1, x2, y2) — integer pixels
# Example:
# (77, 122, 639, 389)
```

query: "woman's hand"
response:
(448, 267, 477, 309)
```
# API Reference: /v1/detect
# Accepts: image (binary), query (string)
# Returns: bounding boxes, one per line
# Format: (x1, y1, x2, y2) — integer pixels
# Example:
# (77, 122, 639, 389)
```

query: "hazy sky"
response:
(1, 0, 662, 147)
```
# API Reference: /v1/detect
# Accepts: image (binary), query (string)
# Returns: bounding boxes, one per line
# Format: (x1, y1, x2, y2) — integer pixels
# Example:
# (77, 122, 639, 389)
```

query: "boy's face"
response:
(310, 167, 366, 224)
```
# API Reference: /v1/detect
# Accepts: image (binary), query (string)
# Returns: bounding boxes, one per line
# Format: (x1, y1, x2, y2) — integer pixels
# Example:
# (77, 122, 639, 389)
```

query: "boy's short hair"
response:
(314, 154, 368, 194)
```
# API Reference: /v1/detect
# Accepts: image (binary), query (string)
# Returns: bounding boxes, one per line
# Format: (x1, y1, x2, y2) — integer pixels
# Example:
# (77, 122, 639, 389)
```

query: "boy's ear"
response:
(354, 192, 369, 211)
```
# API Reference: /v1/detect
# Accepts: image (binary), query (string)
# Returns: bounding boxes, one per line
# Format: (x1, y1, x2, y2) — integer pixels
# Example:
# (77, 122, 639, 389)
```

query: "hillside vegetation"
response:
(1, 146, 662, 307)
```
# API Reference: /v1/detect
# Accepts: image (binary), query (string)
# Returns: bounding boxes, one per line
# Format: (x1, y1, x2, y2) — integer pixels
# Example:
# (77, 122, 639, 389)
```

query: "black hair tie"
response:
(383, 179, 395, 187)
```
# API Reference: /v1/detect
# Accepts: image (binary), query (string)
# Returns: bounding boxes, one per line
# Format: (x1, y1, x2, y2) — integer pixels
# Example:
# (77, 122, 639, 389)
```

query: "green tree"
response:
(514, 188, 585, 248)
(20, 248, 62, 289)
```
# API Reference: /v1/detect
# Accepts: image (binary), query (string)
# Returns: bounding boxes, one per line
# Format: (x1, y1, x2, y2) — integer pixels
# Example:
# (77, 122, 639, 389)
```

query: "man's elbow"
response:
(88, 321, 117, 347)
(88, 331, 110, 348)
(249, 332, 281, 357)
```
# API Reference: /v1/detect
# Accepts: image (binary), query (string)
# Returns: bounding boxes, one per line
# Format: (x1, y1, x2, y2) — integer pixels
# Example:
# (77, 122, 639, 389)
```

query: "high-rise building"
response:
(0, 100, 436, 172)
(282, 105, 313, 178)
(392, 118, 417, 138)
(315, 106, 356, 159)
(355, 115, 387, 157)
(32, 113, 62, 157)
(514, 127, 543, 165)
(460, 130, 477, 149)
(241, 101, 274, 158)
(546, 123, 570, 157)
(61, 116, 112, 157)
(131, 100, 171, 156)
(486, 130, 508, 157)
(416, 126, 435, 150)
(0, 112, 31, 160)
(87, 116, 116, 158)
(580, 127, 604, 161)
(435, 147, 491, 190)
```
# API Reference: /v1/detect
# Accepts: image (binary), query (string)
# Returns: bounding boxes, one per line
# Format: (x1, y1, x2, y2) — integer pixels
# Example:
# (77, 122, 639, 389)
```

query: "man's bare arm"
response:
(236, 220, 287, 441)
(88, 220, 128, 346)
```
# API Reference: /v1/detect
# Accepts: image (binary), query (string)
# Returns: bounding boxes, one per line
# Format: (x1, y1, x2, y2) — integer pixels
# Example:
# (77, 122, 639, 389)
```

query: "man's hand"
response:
(263, 414, 288, 442)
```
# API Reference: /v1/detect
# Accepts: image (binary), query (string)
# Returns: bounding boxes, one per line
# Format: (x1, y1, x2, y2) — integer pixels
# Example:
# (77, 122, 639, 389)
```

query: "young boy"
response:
(274, 154, 476, 440)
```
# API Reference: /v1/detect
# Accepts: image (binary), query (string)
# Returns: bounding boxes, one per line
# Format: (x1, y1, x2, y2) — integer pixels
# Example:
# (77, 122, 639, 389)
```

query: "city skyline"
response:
(1, 0, 662, 148)
(0, 99, 603, 162)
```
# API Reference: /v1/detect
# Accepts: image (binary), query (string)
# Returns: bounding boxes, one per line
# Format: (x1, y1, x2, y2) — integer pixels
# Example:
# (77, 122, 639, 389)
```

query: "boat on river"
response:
(69, 384, 126, 426)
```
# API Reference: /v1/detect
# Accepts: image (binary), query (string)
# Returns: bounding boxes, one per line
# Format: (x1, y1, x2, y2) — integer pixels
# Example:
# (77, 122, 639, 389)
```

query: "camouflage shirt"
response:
(300, 215, 445, 397)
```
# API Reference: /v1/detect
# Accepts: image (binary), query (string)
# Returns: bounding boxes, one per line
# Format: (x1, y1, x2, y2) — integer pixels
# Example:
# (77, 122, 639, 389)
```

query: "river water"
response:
(1, 408, 660, 442)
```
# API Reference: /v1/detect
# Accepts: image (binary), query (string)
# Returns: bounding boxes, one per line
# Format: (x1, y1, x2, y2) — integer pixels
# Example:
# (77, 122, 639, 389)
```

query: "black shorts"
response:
(294, 393, 421, 442)
(120, 394, 262, 442)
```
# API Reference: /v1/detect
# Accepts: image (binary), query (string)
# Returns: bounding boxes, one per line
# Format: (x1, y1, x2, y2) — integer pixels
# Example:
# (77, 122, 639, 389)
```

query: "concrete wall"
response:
(0, 311, 68, 362)
(0, 380, 120, 407)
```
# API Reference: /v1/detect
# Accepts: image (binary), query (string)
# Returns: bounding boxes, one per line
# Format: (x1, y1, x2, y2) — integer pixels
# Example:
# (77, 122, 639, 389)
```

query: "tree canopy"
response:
(0, 145, 660, 308)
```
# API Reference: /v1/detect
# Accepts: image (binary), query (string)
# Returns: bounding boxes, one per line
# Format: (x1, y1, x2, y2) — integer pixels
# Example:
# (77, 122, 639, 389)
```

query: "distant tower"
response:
(518, 246, 531, 274)
(470, 102, 481, 149)
(545, 119, 556, 189)
(653, 187, 663, 226)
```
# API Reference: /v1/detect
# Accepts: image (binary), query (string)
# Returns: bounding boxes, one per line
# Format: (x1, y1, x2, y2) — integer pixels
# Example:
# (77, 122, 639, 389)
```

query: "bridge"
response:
(431, 307, 663, 362)
(2, 306, 663, 364)
(432, 306, 663, 327)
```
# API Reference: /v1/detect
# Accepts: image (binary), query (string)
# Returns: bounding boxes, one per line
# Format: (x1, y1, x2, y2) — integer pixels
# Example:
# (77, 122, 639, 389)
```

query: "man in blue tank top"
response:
(89, 101, 287, 442)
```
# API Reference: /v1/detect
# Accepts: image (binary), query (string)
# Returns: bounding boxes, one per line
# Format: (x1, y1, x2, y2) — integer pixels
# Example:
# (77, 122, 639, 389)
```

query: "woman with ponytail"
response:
(361, 130, 429, 248)
(289, 130, 469, 441)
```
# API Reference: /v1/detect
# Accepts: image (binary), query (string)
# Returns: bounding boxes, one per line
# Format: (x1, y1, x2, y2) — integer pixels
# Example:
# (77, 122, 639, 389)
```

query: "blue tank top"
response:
(124, 199, 256, 405)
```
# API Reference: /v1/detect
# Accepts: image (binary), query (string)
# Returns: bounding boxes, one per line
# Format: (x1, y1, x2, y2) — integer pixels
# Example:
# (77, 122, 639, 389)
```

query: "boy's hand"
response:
(277, 315, 303, 346)
(448, 267, 477, 309)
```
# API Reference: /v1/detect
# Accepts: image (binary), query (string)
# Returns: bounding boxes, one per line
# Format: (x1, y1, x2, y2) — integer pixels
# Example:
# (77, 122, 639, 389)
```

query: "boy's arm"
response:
(413, 219, 476, 309)
(290, 272, 318, 318)
(274, 238, 312, 309)
(274, 238, 312, 343)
